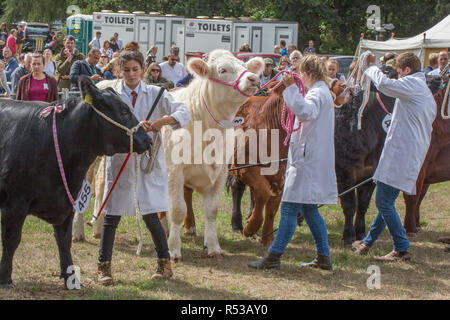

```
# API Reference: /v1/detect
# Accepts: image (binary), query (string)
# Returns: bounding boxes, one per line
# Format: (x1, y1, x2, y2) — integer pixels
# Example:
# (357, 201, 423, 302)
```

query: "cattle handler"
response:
(96, 50, 190, 285)
(248, 54, 337, 271)
(353, 52, 436, 262)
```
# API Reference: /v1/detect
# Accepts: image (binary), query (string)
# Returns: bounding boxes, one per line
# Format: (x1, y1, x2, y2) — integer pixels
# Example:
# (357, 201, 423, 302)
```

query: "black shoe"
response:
(248, 252, 281, 270)
(301, 255, 333, 270)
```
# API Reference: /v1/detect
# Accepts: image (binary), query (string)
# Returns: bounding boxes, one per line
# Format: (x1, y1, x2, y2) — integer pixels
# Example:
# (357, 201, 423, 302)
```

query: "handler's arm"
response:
(282, 84, 321, 122)
(365, 65, 414, 100)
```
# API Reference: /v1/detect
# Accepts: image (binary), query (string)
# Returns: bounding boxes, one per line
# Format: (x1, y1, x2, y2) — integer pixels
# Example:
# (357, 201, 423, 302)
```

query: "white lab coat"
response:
(103, 80, 190, 216)
(281, 80, 338, 204)
(365, 66, 437, 195)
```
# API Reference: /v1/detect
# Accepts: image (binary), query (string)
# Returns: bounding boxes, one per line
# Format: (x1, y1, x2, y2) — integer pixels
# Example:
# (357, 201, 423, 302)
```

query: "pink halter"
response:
(261, 70, 306, 145)
(208, 69, 252, 98)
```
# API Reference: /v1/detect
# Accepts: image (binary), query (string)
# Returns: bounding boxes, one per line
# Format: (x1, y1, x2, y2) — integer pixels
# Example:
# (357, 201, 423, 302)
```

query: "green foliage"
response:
(2, 0, 449, 54)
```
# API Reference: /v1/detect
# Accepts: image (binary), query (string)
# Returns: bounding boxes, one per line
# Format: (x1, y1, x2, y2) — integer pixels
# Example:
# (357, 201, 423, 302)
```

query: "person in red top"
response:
(16, 52, 58, 102)
(6, 29, 17, 55)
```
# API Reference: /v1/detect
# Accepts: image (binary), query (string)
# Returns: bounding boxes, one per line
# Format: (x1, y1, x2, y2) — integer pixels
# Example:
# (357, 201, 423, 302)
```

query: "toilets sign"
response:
(186, 20, 232, 34)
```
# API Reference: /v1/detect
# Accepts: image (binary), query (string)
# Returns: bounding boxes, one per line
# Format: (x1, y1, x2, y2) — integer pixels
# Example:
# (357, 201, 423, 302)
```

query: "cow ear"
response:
(246, 57, 264, 75)
(188, 58, 210, 78)
(79, 75, 100, 103)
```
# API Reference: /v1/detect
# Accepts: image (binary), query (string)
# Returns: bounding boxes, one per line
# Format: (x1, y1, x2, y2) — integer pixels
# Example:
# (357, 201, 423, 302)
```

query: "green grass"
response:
(0, 181, 449, 300)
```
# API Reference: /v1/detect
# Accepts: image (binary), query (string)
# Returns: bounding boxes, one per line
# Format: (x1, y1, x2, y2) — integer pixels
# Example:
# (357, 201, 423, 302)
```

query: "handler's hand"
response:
(282, 71, 295, 87)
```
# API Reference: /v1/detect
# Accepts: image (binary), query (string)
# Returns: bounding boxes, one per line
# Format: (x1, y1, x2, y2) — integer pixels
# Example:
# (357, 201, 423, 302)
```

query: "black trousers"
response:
(98, 213, 170, 262)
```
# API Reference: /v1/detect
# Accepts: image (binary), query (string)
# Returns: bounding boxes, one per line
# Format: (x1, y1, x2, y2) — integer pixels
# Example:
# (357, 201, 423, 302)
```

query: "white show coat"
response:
(365, 66, 436, 195)
(103, 80, 190, 216)
(281, 80, 338, 204)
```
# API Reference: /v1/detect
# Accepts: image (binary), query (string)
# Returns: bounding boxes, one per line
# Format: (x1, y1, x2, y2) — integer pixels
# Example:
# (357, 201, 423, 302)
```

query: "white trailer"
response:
(134, 12, 185, 62)
(233, 18, 298, 52)
(93, 11, 136, 49)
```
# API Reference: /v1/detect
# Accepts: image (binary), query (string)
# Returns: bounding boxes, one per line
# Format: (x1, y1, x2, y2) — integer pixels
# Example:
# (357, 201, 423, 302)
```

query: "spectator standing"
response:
(423, 53, 439, 74)
(280, 40, 287, 56)
(304, 40, 316, 55)
(10, 53, 32, 94)
(100, 40, 113, 59)
(327, 58, 346, 82)
(239, 43, 252, 52)
(0, 23, 8, 43)
(3, 46, 19, 81)
(287, 45, 297, 57)
(89, 31, 102, 50)
(428, 51, 449, 76)
(123, 41, 140, 52)
(0, 60, 11, 97)
(159, 53, 186, 84)
(289, 50, 303, 66)
(43, 33, 56, 51)
(143, 62, 174, 89)
(321, 55, 329, 63)
(380, 52, 396, 72)
(113, 33, 123, 51)
(69, 48, 102, 91)
(275, 55, 292, 81)
(16, 25, 25, 56)
(109, 37, 120, 52)
(16, 53, 58, 102)
(274, 45, 281, 54)
(97, 53, 109, 70)
(6, 29, 17, 56)
(145, 46, 158, 70)
(42, 48, 56, 77)
(260, 58, 277, 86)
(101, 58, 119, 80)
(55, 35, 84, 90)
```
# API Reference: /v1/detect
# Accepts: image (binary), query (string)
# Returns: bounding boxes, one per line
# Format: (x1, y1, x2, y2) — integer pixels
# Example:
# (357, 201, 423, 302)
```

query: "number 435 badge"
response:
(74, 180, 92, 213)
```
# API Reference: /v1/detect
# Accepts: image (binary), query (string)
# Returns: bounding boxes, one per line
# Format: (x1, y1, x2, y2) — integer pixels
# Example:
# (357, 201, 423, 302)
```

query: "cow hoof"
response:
(93, 232, 101, 239)
(72, 235, 85, 242)
(0, 281, 13, 289)
(184, 226, 196, 236)
(171, 255, 182, 263)
(406, 232, 418, 238)
(343, 242, 353, 249)
(208, 252, 224, 259)
(232, 227, 243, 233)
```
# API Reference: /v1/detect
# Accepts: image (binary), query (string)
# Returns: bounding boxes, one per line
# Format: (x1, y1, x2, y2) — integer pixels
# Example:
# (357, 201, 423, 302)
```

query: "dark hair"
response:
(394, 52, 421, 74)
(89, 48, 101, 55)
(119, 50, 144, 69)
(64, 35, 76, 42)
(123, 41, 140, 52)
(31, 52, 45, 64)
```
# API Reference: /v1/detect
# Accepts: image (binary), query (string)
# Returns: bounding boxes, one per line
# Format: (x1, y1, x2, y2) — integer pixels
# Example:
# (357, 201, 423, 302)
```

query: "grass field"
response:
(0, 181, 449, 300)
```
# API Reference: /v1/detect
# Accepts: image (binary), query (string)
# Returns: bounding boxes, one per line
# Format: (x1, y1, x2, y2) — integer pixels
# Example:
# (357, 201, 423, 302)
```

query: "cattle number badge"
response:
(219, 117, 244, 129)
(74, 180, 92, 213)
(382, 113, 392, 133)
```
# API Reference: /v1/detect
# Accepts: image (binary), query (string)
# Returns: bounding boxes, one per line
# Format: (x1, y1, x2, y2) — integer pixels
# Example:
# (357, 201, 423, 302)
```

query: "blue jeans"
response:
(362, 182, 410, 252)
(269, 202, 330, 256)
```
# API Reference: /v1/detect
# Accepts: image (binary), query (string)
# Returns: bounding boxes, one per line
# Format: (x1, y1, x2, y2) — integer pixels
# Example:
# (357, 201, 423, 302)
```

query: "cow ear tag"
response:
(84, 95, 93, 105)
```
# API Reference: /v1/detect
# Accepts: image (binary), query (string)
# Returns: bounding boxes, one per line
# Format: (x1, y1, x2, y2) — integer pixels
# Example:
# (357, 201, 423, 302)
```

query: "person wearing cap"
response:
(260, 58, 277, 86)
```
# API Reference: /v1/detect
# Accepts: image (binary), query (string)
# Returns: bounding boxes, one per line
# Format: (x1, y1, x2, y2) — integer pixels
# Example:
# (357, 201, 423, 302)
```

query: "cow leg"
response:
(183, 186, 196, 236)
(53, 212, 76, 288)
(355, 183, 376, 240)
(414, 184, 430, 231)
(230, 176, 246, 232)
(247, 188, 255, 220)
(91, 156, 106, 239)
(168, 174, 186, 262)
(243, 180, 271, 238)
(403, 183, 429, 235)
(203, 173, 227, 258)
(0, 209, 27, 288)
(340, 190, 357, 247)
(260, 195, 282, 248)
(158, 212, 169, 236)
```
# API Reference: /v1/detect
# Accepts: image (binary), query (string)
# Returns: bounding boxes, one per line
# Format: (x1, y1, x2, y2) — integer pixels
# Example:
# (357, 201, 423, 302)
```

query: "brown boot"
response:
(352, 240, 370, 255)
(97, 261, 113, 286)
(151, 258, 173, 280)
(248, 252, 281, 270)
(374, 250, 411, 262)
(301, 255, 333, 270)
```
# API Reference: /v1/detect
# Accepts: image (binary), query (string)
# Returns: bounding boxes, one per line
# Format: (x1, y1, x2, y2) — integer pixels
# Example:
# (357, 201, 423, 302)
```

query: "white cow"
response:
(163, 49, 264, 260)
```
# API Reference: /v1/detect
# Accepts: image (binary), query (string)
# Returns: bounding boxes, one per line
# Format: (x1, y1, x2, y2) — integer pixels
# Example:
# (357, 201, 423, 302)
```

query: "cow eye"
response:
(219, 68, 227, 74)
(121, 108, 131, 117)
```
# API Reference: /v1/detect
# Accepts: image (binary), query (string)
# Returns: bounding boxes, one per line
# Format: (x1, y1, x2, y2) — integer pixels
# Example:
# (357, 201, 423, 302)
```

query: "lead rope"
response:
(441, 81, 450, 120)
(85, 95, 146, 255)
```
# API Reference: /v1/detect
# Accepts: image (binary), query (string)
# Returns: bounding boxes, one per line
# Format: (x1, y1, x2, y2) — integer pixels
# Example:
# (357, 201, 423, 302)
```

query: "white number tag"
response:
(382, 113, 392, 133)
(74, 180, 92, 214)
(218, 117, 244, 129)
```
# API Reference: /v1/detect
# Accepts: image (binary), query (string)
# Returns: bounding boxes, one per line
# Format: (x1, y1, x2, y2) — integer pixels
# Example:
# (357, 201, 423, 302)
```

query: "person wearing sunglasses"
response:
(143, 62, 174, 89)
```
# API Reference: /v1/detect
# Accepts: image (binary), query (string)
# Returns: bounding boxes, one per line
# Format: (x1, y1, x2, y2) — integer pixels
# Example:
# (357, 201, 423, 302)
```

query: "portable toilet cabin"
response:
(66, 14, 93, 56)
(134, 12, 185, 63)
(184, 17, 233, 57)
(233, 18, 298, 53)
(92, 10, 136, 52)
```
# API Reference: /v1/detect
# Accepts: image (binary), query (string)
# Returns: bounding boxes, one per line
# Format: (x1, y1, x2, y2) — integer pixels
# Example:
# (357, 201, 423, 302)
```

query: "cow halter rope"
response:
(439, 62, 450, 120)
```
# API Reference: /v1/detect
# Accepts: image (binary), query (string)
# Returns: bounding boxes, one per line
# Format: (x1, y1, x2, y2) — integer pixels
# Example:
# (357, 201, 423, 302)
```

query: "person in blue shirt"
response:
(280, 40, 287, 56)
(423, 52, 439, 74)
(3, 46, 19, 82)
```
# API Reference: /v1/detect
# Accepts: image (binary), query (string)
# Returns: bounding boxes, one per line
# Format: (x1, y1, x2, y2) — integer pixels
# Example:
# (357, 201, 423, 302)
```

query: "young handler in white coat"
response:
(353, 52, 436, 261)
(249, 55, 337, 271)
(97, 50, 190, 285)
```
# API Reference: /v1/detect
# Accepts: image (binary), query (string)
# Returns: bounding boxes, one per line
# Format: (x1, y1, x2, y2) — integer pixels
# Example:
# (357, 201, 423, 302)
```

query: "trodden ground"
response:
(0, 181, 449, 300)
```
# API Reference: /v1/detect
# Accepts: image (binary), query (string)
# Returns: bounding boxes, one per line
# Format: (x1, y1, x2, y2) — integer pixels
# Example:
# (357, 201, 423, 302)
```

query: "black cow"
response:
(0, 76, 151, 288)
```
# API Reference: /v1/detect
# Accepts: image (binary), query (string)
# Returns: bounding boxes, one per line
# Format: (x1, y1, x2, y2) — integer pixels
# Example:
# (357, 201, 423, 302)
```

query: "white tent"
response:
(360, 14, 450, 67)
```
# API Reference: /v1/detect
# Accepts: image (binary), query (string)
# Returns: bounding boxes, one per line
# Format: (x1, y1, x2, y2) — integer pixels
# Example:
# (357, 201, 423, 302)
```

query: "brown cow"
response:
(403, 79, 450, 235)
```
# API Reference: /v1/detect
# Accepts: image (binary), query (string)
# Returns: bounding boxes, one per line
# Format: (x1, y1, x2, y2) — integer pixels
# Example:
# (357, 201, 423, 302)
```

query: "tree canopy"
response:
(1, 0, 449, 54)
